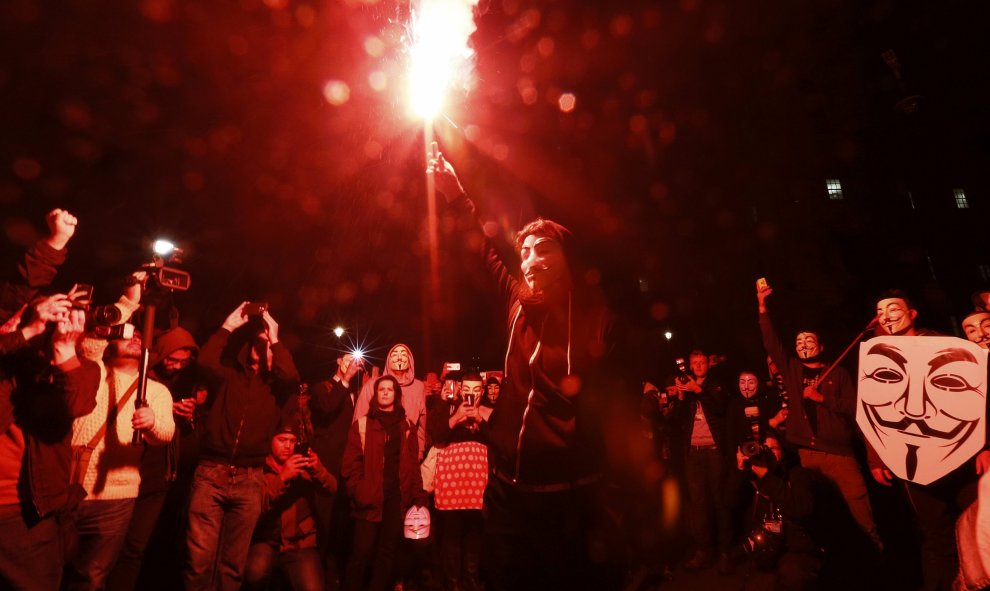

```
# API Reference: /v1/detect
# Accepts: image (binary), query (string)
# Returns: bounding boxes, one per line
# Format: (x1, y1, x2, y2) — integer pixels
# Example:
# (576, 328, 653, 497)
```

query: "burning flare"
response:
(407, 0, 479, 120)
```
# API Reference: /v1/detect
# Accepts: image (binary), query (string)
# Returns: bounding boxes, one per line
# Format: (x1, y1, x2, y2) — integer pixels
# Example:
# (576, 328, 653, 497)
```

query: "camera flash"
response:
(333, 326, 345, 338)
(153, 239, 176, 256)
(351, 349, 364, 361)
(664, 331, 673, 341)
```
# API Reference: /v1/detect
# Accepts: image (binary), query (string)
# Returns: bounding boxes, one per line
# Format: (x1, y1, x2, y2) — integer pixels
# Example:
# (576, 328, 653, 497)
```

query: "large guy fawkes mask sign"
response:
(857, 336, 988, 485)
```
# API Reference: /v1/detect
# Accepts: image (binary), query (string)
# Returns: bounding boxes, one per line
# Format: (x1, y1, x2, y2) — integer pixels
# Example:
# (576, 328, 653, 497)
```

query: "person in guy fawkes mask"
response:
(756, 280, 881, 550)
(961, 310, 990, 351)
(429, 151, 620, 591)
(353, 344, 427, 462)
(864, 289, 989, 591)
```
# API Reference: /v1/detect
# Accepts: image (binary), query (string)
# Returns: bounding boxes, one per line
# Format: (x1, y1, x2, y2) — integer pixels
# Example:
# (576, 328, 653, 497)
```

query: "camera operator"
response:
(0, 297, 100, 590)
(243, 419, 337, 591)
(184, 302, 301, 591)
(427, 371, 491, 591)
(107, 325, 206, 591)
(64, 277, 176, 591)
(735, 434, 880, 591)
(756, 280, 881, 550)
(668, 349, 735, 574)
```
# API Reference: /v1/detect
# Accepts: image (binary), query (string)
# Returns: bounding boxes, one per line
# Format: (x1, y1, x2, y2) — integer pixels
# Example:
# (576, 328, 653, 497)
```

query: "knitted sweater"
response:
(71, 366, 174, 500)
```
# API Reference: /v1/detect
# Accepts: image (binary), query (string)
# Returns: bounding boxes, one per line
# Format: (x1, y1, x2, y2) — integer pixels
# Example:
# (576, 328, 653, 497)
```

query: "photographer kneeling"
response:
(736, 435, 880, 591)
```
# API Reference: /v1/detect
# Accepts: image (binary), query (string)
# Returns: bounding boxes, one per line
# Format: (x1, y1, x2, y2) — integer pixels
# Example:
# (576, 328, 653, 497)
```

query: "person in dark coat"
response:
(341, 375, 427, 591)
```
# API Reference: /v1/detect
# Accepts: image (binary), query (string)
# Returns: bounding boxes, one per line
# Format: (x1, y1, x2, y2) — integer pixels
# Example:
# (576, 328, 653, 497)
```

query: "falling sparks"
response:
(406, 0, 480, 121)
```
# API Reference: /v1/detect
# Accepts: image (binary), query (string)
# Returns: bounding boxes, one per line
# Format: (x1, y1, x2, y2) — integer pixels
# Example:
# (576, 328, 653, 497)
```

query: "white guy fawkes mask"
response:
(876, 298, 916, 336)
(738, 373, 759, 399)
(857, 336, 988, 485)
(795, 332, 822, 360)
(519, 235, 568, 292)
(389, 346, 410, 373)
(961, 312, 990, 350)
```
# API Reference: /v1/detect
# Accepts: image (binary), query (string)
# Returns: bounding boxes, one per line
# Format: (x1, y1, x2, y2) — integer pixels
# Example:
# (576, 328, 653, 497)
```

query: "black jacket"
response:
(308, 376, 356, 476)
(451, 196, 614, 486)
(759, 312, 857, 456)
(0, 333, 100, 517)
(669, 374, 732, 460)
(198, 328, 300, 467)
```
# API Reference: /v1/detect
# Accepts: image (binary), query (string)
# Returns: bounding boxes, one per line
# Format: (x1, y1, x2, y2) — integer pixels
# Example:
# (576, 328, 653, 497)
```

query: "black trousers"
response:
(483, 476, 617, 591)
(343, 494, 403, 591)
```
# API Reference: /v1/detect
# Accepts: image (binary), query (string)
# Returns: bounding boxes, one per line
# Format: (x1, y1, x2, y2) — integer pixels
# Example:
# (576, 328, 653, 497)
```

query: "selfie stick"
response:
(812, 317, 879, 389)
(131, 303, 156, 446)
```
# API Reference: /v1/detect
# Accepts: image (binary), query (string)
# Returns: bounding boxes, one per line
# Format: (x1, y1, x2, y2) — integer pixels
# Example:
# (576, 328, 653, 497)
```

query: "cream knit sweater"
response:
(71, 365, 174, 500)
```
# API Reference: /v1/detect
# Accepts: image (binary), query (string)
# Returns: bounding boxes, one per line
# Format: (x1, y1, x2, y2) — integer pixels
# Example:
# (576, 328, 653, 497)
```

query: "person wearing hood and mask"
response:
(756, 280, 881, 551)
(352, 344, 427, 461)
(184, 302, 300, 591)
(430, 152, 617, 591)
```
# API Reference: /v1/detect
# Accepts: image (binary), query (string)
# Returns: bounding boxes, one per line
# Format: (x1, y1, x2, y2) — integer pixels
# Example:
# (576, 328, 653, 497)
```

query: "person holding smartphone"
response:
(427, 372, 491, 591)
(244, 421, 336, 591)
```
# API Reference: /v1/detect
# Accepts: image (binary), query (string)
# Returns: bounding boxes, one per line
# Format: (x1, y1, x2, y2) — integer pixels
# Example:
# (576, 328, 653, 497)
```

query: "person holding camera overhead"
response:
(242, 416, 337, 591)
(667, 349, 735, 574)
(735, 433, 880, 591)
(184, 302, 300, 591)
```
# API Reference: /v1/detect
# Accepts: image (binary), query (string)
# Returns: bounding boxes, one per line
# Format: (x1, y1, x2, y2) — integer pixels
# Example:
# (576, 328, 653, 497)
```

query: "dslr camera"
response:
(740, 440, 775, 468)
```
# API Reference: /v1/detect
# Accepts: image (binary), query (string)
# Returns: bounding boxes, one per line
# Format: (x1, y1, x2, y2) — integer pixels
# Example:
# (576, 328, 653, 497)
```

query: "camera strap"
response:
(71, 376, 139, 487)
(89, 376, 140, 449)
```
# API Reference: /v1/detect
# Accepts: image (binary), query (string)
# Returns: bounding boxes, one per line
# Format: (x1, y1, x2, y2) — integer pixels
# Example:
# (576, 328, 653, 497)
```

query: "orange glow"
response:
(558, 92, 576, 112)
(407, 0, 479, 120)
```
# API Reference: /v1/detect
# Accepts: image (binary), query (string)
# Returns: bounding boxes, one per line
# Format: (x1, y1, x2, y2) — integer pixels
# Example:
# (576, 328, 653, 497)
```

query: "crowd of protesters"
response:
(1, 172, 989, 591)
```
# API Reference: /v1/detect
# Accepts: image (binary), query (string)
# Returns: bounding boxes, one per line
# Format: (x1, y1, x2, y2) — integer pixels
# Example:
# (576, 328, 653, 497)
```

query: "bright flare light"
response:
(664, 331, 673, 341)
(153, 239, 175, 256)
(333, 326, 345, 338)
(407, 0, 479, 120)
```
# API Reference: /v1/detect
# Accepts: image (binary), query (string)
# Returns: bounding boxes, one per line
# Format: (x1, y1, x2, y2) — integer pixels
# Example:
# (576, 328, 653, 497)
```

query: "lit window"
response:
(954, 188, 969, 209)
(826, 179, 843, 200)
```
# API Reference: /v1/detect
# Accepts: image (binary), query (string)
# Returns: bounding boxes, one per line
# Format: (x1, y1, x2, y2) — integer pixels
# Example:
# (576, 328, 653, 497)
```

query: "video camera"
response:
(128, 240, 191, 293)
(674, 357, 692, 384)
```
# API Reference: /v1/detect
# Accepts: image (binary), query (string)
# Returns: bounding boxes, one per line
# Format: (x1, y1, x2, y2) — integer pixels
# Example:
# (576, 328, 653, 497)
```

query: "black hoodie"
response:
(198, 328, 300, 467)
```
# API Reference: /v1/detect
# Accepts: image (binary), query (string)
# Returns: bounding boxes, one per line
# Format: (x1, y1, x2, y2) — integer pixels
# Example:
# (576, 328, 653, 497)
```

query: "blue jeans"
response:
(0, 505, 62, 591)
(244, 544, 324, 591)
(183, 463, 265, 591)
(63, 498, 136, 591)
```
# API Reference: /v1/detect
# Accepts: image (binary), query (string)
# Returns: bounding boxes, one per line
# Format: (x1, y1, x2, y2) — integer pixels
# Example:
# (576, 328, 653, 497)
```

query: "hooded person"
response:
(430, 152, 619, 591)
(184, 303, 300, 591)
(352, 344, 427, 461)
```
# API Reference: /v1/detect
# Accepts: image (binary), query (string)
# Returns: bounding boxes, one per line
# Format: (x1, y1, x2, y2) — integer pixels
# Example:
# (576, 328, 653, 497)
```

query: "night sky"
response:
(2, 0, 988, 382)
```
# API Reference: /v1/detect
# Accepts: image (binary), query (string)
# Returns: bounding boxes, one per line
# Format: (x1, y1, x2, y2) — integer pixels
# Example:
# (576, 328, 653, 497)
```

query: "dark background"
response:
(2, 0, 988, 382)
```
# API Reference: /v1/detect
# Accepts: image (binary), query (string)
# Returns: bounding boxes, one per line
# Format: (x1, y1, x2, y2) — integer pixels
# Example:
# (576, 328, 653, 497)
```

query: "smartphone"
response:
(71, 283, 95, 310)
(444, 362, 461, 372)
(244, 302, 269, 317)
(294, 441, 310, 456)
(756, 277, 769, 291)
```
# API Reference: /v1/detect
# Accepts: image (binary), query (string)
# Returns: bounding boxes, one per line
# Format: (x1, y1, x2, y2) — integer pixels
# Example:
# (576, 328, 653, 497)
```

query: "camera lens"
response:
(91, 305, 123, 326)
